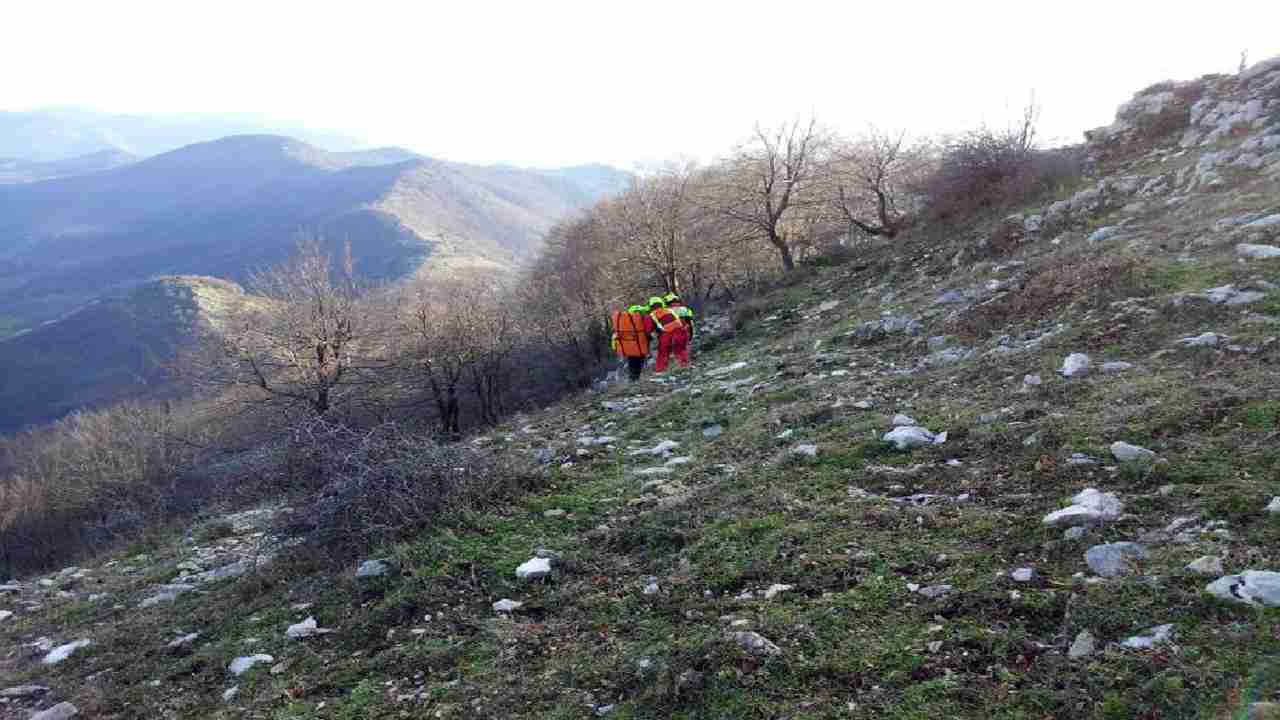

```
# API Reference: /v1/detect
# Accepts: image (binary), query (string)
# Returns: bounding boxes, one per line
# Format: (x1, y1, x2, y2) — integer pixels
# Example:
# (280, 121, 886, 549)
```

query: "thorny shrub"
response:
(274, 418, 540, 560)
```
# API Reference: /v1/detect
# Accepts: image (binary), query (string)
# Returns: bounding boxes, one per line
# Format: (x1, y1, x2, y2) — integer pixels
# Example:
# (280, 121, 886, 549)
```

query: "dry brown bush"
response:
(948, 254, 1145, 339)
(272, 418, 539, 559)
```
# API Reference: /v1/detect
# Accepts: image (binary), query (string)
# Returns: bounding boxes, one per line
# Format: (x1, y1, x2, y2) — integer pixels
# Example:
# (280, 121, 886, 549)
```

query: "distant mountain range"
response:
(0, 149, 139, 184)
(0, 107, 366, 161)
(0, 131, 631, 433)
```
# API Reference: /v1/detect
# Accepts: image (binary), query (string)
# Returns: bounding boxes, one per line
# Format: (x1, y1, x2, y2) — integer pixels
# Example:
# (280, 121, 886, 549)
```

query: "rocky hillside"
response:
(2, 59, 1280, 719)
(0, 276, 248, 434)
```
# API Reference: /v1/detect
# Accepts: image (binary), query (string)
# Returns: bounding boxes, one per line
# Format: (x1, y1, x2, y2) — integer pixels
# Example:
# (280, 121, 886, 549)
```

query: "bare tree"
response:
(194, 240, 377, 417)
(706, 118, 830, 271)
(827, 128, 930, 240)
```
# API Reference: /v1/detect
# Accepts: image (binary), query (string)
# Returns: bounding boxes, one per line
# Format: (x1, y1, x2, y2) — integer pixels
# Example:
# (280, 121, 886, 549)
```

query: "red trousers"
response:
(655, 328, 690, 372)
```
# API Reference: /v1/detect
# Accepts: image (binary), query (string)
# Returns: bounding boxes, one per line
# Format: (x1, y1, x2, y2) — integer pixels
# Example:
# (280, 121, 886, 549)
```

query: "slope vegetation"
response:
(2, 60, 1279, 720)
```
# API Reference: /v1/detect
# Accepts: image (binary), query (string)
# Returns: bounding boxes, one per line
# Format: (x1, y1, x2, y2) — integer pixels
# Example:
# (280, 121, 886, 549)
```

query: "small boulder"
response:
(515, 557, 552, 580)
(222, 686, 239, 703)
(1237, 243, 1280, 260)
(1061, 353, 1091, 378)
(1088, 226, 1123, 243)
(763, 583, 794, 599)
(1267, 497, 1280, 514)
(1043, 488, 1124, 527)
(1177, 332, 1222, 347)
(355, 559, 394, 579)
(1068, 630, 1096, 659)
(42, 639, 91, 665)
(286, 616, 334, 639)
(731, 631, 783, 657)
(883, 426, 945, 450)
(1010, 568, 1036, 583)
(1121, 624, 1174, 650)
(1186, 556, 1224, 576)
(1100, 361, 1135, 373)
(1205, 570, 1280, 607)
(492, 599, 523, 613)
(1085, 542, 1149, 577)
(916, 584, 953, 599)
(30, 703, 79, 720)
(228, 654, 274, 676)
(0, 684, 49, 698)
(892, 413, 918, 426)
(1111, 441, 1155, 462)
(791, 444, 819, 457)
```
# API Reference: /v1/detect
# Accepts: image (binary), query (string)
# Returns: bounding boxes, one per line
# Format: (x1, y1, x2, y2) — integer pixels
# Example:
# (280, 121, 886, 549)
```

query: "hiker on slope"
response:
(648, 295, 690, 373)
(611, 303, 655, 382)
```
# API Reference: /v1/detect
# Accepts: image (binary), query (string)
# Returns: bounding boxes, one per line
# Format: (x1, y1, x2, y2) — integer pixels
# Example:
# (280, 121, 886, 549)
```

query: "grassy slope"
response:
(4, 132, 1280, 720)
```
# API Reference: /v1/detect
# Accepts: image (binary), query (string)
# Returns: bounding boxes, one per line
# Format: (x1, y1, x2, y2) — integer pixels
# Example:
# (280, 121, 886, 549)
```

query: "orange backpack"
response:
(612, 310, 650, 358)
(650, 307, 684, 333)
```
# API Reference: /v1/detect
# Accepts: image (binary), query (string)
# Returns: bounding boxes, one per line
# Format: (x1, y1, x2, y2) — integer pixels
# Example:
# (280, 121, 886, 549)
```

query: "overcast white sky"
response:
(4, 0, 1279, 168)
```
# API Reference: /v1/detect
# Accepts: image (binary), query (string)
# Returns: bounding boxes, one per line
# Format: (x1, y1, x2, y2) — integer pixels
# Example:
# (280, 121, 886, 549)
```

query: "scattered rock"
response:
(706, 361, 749, 378)
(29, 703, 79, 720)
(1186, 556, 1224, 576)
(222, 686, 239, 703)
(1010, 568, 1036, 583)
(166, 633, 201, 650)
(1043, 488, 1124, 527)
(42, 639, 91, 665)
(1121, 624, 1174, 650)
(916, 584, 953, 599)
(1237, 243, 1280, 260)
(1267, 497, 1280, 514)
(1063, 526, 1089, 541)
(515, 557, 552, 580)
(1177, 332, 1222, 347)
(630, 440, 681, 457)
(883, 426, 945, 450)
(0, 684, 49, 698)
(355, 559, 394, 579)
(1100, 361, 1135, 373)
(0, 609, 11, 623)
(492, 599, 523, 613)
(642, 579, 660, 595)
(763, 583, 794, 599)
(286, 616, 334, 639)
(791, 444, 819, 457)
(1061, 353, 1091, 378)
(1088, 226, 1123, 243)
(138, 584, 196, 608)
(702, 424, 724, 439)
(1205, 570, 1280, 607)
(676, 669, 706, 694)
(1111, 441, 1155, 462)
(1068, 630, 1096, 659)
(228, 654, 274, 676)
(1085, 542, 1149, 577)
(1023, 374, 1042, 387)
(731, 631, 783, 657)
(892, 414, 917, 426)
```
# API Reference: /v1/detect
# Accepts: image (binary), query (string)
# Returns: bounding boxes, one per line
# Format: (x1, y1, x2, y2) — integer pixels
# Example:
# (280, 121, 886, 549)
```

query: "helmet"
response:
(627, 304, 647, 313)
(647, 296, 666, 309)
(663, 292, 680, 304)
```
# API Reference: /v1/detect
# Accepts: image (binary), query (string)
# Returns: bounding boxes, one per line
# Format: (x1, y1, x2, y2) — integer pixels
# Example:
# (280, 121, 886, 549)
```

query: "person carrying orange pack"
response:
(611, 304, 655, 382)
(647, 295, 690, 373)
(663, 291, 695, 367)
